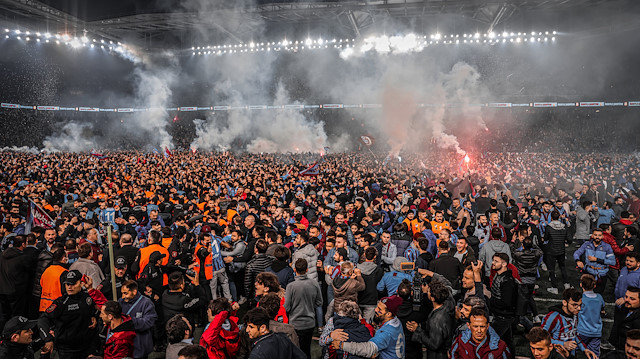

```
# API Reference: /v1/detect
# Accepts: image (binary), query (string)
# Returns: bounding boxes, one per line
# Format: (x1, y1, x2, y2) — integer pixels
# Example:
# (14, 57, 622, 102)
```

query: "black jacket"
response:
(490, 269, 517, 317)
(244, 253, 274, 300)
(428, 253, 464, 290)
(0, 247, 32, 295)
(161, 284, 206, 326)
(249, 332, 306, 359)
(512, 247, 543, 279)
(397, 295, 430, 359)
(543, 221, 571, 256)
(411, 300, 456, 359)
(357, 262, 384, 306)
(0, 341, 34, 359)
(32, 250, 53, 296)
(616, 307, 640, 349)
(37, 290, 100, 353)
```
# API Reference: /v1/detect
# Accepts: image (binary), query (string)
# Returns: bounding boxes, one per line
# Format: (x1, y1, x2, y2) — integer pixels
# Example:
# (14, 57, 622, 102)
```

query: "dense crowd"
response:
(1, 149, 640, 359)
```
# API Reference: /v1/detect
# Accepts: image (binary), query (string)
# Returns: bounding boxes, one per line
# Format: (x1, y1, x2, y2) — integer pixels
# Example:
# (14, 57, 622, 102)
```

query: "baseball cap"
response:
(114, 256, 127, 269)
(380, 295, 403, 316)
(149, 251, 166, 263)
(2, 316, 37, 338)
(63, 270, 82, 285)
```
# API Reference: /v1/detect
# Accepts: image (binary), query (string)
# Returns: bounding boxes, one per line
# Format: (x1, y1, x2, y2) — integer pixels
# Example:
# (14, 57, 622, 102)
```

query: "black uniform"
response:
(36, 290, 103, 359)
(99, 274, 131, 300)
(0, 341, 34, 359)
(161, 284, 206, 327)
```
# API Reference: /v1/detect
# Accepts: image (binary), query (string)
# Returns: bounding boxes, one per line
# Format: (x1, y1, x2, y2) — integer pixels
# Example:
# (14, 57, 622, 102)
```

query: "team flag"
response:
(299, 161, 320, 176)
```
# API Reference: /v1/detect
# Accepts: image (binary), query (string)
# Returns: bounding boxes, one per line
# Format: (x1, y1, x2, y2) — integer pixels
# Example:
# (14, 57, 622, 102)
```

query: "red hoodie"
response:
(603, 231, 629, 270)
(104, 315, 136, 359)
(200, 311, 240, 359)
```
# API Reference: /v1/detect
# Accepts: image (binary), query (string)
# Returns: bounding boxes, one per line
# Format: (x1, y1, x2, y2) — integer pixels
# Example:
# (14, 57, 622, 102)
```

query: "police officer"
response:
(37, 270, 107, 359)
(0, 315, 38, 359)
(99, 256, 132, 300)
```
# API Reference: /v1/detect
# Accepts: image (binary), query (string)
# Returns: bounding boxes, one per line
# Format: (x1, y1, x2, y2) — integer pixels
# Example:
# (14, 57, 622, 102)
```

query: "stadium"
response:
(0, 0, 639, 358)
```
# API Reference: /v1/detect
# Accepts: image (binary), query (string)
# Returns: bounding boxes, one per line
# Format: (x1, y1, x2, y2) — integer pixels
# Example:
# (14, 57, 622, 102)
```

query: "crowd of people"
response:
(1, 149, 640, 359)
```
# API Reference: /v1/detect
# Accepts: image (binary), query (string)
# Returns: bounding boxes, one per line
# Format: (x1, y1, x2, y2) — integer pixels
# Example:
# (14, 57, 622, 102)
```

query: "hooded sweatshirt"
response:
(332, 272, 365, 308)
(103, 315, 137, 359)
(291, 243, 319, 280)
(541, 304, 587, 351)
(357, 261, 384, 306)
(376, 257, 414, 296)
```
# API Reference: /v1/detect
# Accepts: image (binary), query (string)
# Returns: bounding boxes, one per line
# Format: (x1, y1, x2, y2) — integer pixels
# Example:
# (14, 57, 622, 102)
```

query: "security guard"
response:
(0, 315, 38, 359)
(99, 256, 132, 300)
(38, 249, 68, 312)
(131, 230, 169, 280)
(37, 270, 107, 359)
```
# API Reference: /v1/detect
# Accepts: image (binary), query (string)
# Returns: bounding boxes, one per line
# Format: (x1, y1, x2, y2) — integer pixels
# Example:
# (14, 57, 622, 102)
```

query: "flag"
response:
(25, 199, 55, 234)
(359, 135, 375, 147)
(164, 147, 172, 158)
(152, 147, 160, 155)
(299, 161, 320, 176)
(90, 150, 108, 160)
(282, 166, 294, 180)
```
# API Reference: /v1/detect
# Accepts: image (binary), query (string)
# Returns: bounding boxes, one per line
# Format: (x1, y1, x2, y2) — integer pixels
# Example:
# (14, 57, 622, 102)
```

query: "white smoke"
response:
(0, 146, 41, 154)
(42, 122, 98, 152)
(192, 83, 328, 153)
(129, 63, 177, 149)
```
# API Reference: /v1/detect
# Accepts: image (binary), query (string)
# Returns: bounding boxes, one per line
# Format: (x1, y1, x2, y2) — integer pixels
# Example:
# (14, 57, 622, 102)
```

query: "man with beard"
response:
(331, 295, 405, 359)
(603, 329, 640, 359)
(245, 307, 306, 359)
(574, 228, 615, 294)
(489, 253, 517, 356)
(0, 315, 38, 359)
(450, 308, 509, 359)
(614, 287, 640, 350)
(612, 253, 640, 348)
(406, 280, 456, 359)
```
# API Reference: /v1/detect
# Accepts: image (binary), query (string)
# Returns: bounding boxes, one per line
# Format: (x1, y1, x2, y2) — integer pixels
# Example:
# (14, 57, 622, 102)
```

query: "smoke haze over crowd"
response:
(0, 0, 639, 154)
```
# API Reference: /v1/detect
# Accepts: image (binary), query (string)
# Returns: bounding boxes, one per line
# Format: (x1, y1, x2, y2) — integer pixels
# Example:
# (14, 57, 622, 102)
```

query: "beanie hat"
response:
(380, 295, 403, 316)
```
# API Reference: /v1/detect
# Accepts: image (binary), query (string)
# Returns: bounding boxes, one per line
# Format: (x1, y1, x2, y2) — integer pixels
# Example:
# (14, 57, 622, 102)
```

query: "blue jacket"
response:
(573, 240, 615, 278)
(422, 229, 438, 256)
(119, 292, 157, 358)
(615, 266, 640, 299)
(597, 208, 617, 227)
(577, 291, 605, 337)
(377, 258, 414, 296)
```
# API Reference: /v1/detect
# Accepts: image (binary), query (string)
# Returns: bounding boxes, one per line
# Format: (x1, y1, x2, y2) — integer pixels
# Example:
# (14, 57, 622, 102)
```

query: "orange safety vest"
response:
(137, 244, 170, 285)
(193, 242, 213, 281)
(403, 218, 420, 235)
(39, 265, 68, 312)
(161, 236, 173, 249)
(430, 220, 451, 235)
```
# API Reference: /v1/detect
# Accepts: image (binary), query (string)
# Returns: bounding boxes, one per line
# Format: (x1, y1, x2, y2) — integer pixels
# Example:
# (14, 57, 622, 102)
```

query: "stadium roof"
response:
(0, 0, 634, 50)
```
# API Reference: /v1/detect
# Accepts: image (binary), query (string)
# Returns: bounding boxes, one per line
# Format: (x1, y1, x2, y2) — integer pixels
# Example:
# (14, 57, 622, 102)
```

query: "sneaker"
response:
(238, 296, 247, 305)
(564, 283, 571, 289)
(547, 287, 559, 295)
